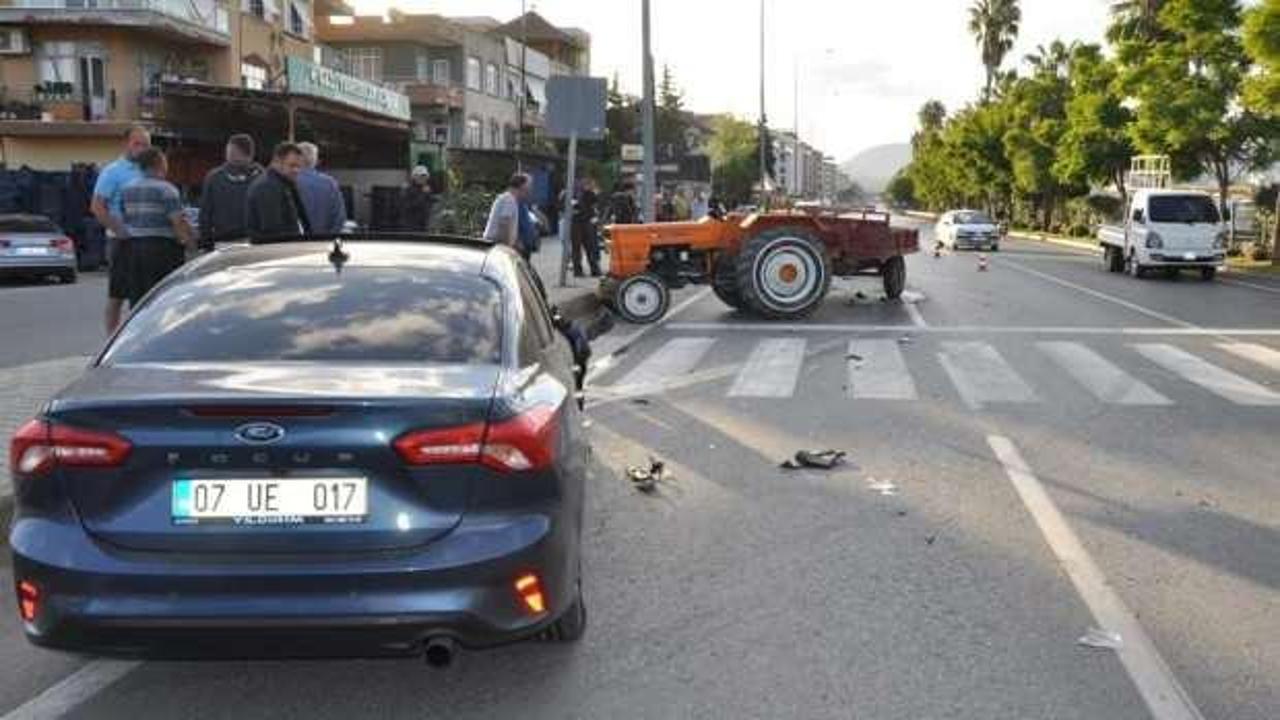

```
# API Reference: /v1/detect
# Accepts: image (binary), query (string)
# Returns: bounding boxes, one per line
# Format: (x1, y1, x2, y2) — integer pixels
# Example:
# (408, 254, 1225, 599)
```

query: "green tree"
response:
(918, 100, 947, 133)
(1126, 0, 1278, 208)
(968, 0, 1022, 99)
(709, 115, 763, 207)
(1107, 0, 1169, 42)
(653, 64, 692, 162)
(1055, 44, 1135, 203)
(1242, 0, 1280, 116)
(1004, 40, 1079, 230)
(886, 170, 916, 207)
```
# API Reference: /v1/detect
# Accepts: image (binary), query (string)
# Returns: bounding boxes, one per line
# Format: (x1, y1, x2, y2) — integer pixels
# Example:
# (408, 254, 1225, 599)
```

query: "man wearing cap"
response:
(399, 166, 436, 232)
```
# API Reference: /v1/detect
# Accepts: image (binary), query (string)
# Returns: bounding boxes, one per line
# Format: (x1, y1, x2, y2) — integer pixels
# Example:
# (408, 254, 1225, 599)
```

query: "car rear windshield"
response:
(955, 212, 994, 225)
(1148, 195, 1220, 224)
(0, 217, 58, 233)
(102, 266, 503, 364)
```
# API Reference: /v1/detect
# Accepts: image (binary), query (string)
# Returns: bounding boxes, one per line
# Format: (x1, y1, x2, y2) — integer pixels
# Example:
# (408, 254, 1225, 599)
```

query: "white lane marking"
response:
(1217, 342, 1280, 372)
(1038, 342, 1172, 406)
(615, 337, 717, 395)
(1220, 278, 1280, 295)
(848, 339, 918, 400)
(586, 288, 712, 384)
(665, 322, 1280, 336)
(0, 660, 141, 720)
(1134, 344, 1280, 406)
(728, 338, 807, 398)
(986, 436, 1206, 720)
(938, 342, 1037, 410)
(904, 302, 928, 328)
(994, 257, 1199, 329)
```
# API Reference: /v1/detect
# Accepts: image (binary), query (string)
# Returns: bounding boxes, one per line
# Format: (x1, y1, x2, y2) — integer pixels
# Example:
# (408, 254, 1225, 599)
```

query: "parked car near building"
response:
(0, 214, 76, 283)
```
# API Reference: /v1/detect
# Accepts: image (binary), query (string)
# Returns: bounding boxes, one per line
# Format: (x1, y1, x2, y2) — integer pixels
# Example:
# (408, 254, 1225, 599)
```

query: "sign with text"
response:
(546, 75, 606, 140)
(286, 57, 411, 122)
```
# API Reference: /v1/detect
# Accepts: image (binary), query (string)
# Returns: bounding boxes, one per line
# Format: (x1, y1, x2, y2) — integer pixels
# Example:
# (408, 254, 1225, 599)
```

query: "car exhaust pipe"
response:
(423, 637, 457, 669)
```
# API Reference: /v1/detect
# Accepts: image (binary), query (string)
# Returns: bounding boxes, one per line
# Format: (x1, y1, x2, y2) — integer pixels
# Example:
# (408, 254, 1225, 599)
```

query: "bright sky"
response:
(351, 0, 1111, 161)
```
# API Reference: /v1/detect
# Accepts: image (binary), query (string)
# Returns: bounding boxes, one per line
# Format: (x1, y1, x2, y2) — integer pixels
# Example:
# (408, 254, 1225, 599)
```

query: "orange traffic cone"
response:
(978, 254, 989, 272)
(933, 241, 944, 259)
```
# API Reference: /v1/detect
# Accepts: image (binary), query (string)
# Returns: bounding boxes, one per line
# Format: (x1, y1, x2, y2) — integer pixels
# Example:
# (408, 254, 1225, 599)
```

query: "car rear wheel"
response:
(613, 272, 670, 324)
(736, 227, 831, 320)
(882, 256, 906, 300)
(1127, 252, 1147, 279)
(711, 255, 745, 310)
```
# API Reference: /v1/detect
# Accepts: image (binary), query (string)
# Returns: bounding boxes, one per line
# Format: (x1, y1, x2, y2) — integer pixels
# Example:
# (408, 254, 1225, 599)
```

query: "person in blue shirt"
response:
(91, 125, 150, 334)
(295, 142, 347, 235)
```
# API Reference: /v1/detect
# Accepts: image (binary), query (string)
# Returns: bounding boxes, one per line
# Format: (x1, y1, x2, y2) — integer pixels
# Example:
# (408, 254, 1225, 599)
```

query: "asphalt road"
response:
(0, 273, 110, 369)
(1, 220, 1277, 719)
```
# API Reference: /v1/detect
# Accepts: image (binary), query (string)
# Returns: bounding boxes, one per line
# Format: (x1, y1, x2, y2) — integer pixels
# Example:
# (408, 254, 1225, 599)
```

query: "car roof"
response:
(184, 239, 503, 280)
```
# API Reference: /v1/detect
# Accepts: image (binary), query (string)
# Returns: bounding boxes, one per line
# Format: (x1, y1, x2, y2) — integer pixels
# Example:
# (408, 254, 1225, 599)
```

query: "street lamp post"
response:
(641, 0, 656, 222)
(758, 0, 767, 208)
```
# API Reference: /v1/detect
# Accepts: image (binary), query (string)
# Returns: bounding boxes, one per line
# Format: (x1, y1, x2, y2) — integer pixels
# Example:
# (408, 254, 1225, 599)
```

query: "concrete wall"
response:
(1, 136, 118, 170)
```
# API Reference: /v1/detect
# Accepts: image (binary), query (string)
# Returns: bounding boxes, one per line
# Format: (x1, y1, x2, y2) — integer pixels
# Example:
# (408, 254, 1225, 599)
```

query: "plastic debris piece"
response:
(627, 457, 670, 494)
(781, 449, 848, 470)
(854, 291, 868, 300)
(866, 477, 898, 496)
(630, 398, 652, 406)
(847, 353, 865, 362)
(581, 419, 594, 429)
(925, 534, 937, 545)
(898, 336, 914, 345)
(1078, 628, 1123, 650)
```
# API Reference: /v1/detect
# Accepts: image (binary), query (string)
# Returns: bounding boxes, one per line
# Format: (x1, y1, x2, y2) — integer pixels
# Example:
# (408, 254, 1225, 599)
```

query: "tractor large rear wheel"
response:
(711, 255, 745, 310)
(735, 228, 831, 320)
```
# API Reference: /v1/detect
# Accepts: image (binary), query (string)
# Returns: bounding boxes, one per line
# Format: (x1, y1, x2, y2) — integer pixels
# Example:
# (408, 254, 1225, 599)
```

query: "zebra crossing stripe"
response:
(1038, 342, 1172, 406)
(938, 342, 1037, 409)
(728, 338, 807, 398)
(1135, 344, 1280, 407)
(616, 337, 717, 394)
(848, 339, 918, 400)
(1217, 343, 1280, 373)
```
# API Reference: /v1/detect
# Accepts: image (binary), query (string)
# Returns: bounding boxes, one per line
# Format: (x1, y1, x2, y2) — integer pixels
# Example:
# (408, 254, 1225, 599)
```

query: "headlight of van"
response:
(1145, 232, 1163, 249)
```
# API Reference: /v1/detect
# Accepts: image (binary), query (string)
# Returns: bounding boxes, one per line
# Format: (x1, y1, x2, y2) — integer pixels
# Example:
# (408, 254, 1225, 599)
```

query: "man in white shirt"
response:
(483, 173, 532, 248)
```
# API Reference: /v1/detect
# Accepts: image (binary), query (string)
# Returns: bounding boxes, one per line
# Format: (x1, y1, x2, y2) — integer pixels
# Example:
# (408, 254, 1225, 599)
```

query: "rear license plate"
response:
(172, 477, 368, 526)
(13, 246, 49, 256)
(1183, 252, 1197, 261)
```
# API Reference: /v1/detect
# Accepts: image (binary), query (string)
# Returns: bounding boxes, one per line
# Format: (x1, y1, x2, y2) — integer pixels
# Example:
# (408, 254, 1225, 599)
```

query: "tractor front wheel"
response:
(613, 273, 670, 324)
(711, 255, 745, 310)
(882, 256, 906, 300)
(735, 228, 831, 320)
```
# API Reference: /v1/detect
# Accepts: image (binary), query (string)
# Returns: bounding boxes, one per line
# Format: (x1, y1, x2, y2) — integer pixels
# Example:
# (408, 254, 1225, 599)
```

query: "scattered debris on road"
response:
(627, 457, 671, 494)
(898, 336, 914, 345)
(780, 450, 848, 470)
(866, 478, 899, 496)
(978, 254, 990, 272)
(846, 352, 865, 362)
(854, 291, 868, 300)
(925, 534, 938, 545)
(630, 398, 652, 406)
(1078, 628, 1123, 650)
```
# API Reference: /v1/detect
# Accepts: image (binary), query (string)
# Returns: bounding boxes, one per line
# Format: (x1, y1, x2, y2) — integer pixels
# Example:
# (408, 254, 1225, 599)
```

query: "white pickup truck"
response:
(1098, 189, 1227, 280)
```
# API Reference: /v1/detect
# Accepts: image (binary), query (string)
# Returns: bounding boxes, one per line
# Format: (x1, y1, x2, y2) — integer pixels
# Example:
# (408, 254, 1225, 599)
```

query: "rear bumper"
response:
(10, 508, 579, 658)
(0, 256, 75, 273)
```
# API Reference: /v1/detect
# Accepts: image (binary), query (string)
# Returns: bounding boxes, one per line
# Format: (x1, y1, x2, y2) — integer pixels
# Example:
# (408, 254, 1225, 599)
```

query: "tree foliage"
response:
(708, 115, 762, 207)
(968, 0, 1022, 99)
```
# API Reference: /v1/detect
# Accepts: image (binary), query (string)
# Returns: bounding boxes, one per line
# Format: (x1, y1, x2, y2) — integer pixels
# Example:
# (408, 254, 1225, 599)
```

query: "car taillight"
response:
(17, 580, 39, 622)
(48, 236, 74, 251)
(9, 419, 132, 477)
(393, 405, 559, 473)
(514, 573, 547, 615)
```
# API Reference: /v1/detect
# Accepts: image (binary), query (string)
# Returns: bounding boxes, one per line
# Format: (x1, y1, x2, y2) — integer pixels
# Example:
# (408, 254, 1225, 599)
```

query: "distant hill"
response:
(841, 144, 912, 193)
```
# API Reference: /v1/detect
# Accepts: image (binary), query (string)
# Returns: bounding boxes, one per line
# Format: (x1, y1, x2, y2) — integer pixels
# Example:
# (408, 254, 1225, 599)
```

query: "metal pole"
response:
(758, 0, 767, 208)
(517, 0, 526, 170)
(640, 0, 656, 223)
(793, 56, 799, 199)
(558, 131, 578, 287)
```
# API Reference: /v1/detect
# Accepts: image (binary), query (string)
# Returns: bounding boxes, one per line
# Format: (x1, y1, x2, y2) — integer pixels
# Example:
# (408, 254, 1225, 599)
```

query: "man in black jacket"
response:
(198, 134, 262, 249)
(246, 142, 311, 240)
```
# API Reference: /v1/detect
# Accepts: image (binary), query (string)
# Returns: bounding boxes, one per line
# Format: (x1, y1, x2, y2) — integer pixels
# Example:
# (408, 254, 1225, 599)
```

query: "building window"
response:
(287, 0, 309, 37)
(490, 119, 501, 149)
(433, 125, 449, 144)
(343, 47, 382, 83)
(485, 63, 498, 95)
(466, 57, 481, 91)
(466, 117, 482, 148)
(415, 51, 429, 81)
(433, 59, 450, 86)
(248, 0, 265, 18)
(36, 41, 77, 92)
(241, 62, 267, 90)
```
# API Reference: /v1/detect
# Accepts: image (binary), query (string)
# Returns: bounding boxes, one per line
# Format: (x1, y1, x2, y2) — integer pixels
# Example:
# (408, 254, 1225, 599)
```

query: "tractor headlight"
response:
(1145, 232, 1163, 249)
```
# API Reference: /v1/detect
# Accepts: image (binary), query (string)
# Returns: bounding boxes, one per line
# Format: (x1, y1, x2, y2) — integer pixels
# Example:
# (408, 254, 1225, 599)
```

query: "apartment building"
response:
(0, 0, 410, 198)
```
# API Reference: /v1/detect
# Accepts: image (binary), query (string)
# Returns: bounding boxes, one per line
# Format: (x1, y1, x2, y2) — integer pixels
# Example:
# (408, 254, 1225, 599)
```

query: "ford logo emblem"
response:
(234, 422, 286, 445)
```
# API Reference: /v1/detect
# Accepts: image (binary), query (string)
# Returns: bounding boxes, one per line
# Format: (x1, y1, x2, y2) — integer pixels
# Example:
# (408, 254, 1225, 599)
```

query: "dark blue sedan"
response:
(8, 238, 588, 664)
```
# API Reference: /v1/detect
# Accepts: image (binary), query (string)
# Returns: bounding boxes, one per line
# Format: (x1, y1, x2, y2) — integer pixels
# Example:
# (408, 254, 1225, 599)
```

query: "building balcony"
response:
(394, 81, 465, 111)
(0, 0, 231, 45)
(520, 105, 543, 129)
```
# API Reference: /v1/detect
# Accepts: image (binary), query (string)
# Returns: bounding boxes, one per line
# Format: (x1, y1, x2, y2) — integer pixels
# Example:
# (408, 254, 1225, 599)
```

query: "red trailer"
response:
(601, 209, 920, 323)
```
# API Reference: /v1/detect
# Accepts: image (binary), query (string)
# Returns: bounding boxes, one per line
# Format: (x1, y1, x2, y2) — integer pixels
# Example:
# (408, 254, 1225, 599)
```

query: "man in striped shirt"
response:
(114, 148, 194, 306)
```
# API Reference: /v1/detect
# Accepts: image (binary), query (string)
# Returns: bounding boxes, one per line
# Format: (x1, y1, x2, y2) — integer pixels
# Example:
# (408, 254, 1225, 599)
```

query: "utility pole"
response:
(758, 0, 768, 208)
(793, 56, 799, 200)
(516, 0, 527, 171)
(640, 0, 656, 222)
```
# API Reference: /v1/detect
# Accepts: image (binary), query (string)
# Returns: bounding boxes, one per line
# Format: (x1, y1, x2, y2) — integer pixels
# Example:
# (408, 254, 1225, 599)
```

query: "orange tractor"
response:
(600, 209, 920, 323)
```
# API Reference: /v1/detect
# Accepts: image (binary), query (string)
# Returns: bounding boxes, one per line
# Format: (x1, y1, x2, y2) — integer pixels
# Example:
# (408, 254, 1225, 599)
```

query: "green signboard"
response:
(286, 56, 411, 122)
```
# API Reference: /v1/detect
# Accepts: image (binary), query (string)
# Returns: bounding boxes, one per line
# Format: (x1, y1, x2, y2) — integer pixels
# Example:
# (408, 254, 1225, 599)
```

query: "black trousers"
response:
(570, 221, 600, 274)
(126, 237, 187, 305)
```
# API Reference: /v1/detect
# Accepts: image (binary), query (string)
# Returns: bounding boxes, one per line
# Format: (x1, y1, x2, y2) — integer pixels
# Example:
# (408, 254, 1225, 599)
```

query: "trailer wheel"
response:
(736, 227, 831, 320)
(1102, 246, 1123, 273)
(613, 273, 670, 324)
(882, 256, 906, 300)
(711, 256, 745, 310)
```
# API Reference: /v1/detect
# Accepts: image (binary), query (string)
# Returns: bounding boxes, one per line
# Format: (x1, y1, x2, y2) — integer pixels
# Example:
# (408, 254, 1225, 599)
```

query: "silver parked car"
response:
(0, 214, 77, 283)
(936, 209, 1003, 251)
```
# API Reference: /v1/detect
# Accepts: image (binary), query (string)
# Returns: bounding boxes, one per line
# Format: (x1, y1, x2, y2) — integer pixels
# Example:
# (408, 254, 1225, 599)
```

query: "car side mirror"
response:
(1132, 209, 1145, 224)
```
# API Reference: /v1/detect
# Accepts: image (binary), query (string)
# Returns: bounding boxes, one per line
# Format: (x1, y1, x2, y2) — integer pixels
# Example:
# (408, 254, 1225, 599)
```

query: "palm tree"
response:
(1107, 0, 1165, 42)
(1024, 40, 1076, 78)
(918, 100, 947, 132)
(968, 0, 1022, 100)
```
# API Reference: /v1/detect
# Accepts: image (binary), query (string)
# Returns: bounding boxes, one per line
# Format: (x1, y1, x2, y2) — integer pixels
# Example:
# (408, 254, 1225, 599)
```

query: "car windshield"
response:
(954, 212, 994, 225)
(1148, 195, 1221, 224)
(0, 217, 58, 233)
(102, 266, 503, 364)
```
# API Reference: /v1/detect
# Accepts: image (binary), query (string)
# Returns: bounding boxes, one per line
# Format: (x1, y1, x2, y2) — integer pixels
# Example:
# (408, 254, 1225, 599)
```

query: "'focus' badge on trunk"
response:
(234, 422, 286, 445)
